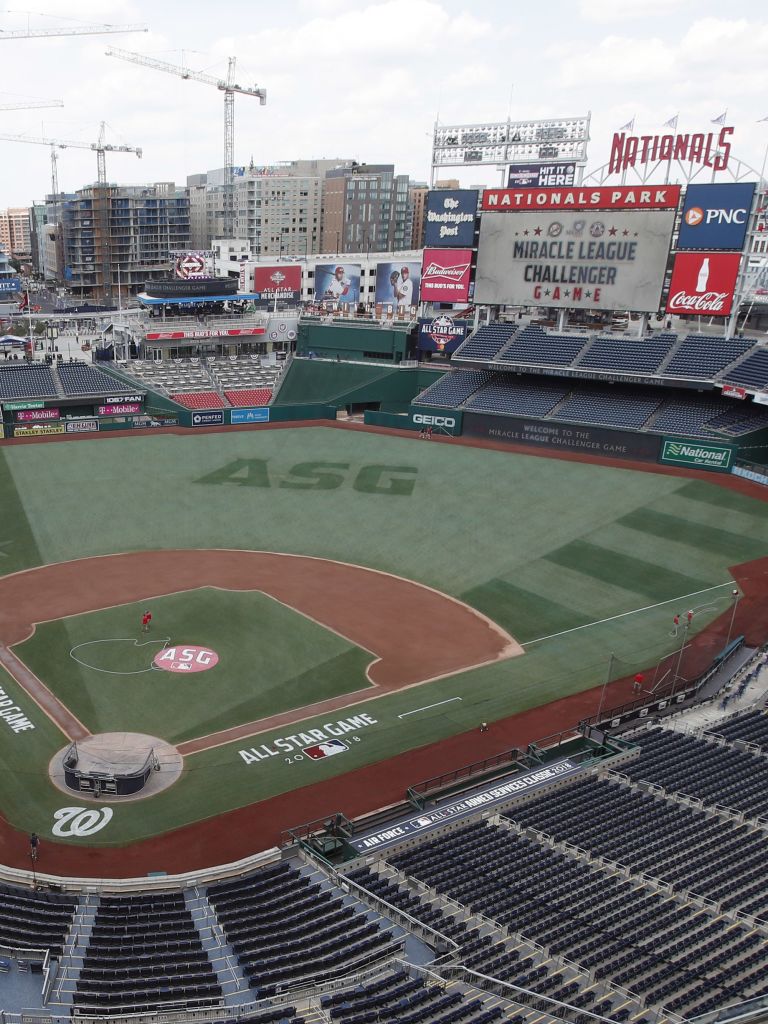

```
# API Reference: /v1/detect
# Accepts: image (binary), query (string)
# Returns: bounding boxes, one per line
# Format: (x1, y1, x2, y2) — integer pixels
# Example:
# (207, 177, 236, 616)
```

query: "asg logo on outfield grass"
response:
(153, 646, 219, 674)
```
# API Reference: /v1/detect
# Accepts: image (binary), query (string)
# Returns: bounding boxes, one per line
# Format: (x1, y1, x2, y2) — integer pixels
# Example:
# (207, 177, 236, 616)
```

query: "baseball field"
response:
(0, 423, 766, 872)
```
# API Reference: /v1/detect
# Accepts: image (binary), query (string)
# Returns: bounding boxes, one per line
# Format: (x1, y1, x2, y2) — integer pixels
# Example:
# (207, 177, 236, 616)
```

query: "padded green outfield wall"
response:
(297, 321, 410, 360)
(274, 358, 445, 412)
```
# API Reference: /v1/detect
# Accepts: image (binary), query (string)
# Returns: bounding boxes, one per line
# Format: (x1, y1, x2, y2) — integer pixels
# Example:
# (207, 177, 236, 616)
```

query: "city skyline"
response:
(0, 0, 766, 207)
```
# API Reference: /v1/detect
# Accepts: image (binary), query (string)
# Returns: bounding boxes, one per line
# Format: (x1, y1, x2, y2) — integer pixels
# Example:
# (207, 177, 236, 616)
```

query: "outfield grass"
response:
(14, 589, 373, 743)
(0, 429, 766, 844)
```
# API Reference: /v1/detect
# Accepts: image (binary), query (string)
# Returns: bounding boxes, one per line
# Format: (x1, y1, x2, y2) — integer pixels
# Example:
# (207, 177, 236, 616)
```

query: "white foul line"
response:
(523, 581, 736, 647)
(398, 697, 463, 719)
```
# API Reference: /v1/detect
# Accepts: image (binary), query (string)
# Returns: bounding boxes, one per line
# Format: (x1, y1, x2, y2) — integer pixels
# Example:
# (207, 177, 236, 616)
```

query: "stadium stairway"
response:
(185, 888, 252, 1003)
(568, 335, 598, 368)
(654, 337, 686, 376)
(299, 858, 433, 967)
(48, 892, 98, 1008)
(49, 361, 66, 399)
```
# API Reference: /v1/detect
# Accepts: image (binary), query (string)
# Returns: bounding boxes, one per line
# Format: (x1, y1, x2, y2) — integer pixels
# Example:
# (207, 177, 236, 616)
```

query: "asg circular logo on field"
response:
(684, 207, 704, 226)
(153, 646, 219, 674)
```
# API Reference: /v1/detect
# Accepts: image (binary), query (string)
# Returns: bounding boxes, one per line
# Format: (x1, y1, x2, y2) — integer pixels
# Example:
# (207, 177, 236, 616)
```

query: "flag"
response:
(662, 115, 678, 131)
(17, 291, 29, 312)
(711, 110, 728, 125)
(617, 117, 635, 133)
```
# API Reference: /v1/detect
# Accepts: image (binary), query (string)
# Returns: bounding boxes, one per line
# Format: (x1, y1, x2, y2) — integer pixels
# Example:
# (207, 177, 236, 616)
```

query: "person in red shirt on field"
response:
(141, 610, 152, 634)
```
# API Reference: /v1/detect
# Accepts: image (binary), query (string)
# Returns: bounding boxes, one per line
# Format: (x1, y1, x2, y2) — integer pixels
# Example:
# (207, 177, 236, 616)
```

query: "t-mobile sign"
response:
(666, 252, 742, 316)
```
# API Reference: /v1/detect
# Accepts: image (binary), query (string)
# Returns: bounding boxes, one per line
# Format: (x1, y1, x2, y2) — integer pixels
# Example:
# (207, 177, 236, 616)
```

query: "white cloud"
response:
(580, 0, 689, 23)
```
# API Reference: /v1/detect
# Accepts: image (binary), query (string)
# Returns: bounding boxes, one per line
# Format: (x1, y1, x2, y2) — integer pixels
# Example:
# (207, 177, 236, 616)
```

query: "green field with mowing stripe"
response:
(15, 589, 373, 743)
(0, 427, 766, 845)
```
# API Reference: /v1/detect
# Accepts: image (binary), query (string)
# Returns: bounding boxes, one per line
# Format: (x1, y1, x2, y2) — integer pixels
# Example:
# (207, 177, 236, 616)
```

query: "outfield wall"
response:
(276, 358, 445, 413)
(462, 413, 663, 461)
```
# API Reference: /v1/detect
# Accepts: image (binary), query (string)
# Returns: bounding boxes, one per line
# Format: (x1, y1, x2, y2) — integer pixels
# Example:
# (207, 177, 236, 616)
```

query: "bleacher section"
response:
(447, 322, 768, 396)
(621, 726, 768, 821)
(0, 881, 76, 957)
(465, 380, 569, 417)
(549, 389, 662, 429)
(0, 363, 57, 399)
(453, 323, 518, 362)
(74, 892, 222, 1015)
(321, 966, 504, 1024)
(385, 815, 768, 1018)
(206, 860, 401, 995)
(707, 709, 768, 748)
(507, 772, 768, 919)
(414, 369, 494, 409)
(118, 357, 280, 409)
(225, 388, 273, 407)
(414, 369, 768, 439)
(57, 363, 137, 397)
(576, 334, 677, 375)
(171, 391, 226, 410)
(497, 325, 589, 367)
(723, 349, 768, 391)
(663, 335, 755, 379)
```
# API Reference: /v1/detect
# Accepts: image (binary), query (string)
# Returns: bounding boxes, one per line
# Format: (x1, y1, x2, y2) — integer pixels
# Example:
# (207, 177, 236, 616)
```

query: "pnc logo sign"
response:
(684, 205, 746, 227)
(153, 646, 220, 674)
(678, 183, 755, 251)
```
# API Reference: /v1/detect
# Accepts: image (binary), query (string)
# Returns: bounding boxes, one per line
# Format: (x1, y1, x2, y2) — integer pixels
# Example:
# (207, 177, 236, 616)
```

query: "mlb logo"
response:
(303, 739, 348, 760)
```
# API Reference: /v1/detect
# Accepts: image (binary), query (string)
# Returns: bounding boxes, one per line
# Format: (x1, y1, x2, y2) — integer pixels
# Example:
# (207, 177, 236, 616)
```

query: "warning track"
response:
(0, 550, 521, 746)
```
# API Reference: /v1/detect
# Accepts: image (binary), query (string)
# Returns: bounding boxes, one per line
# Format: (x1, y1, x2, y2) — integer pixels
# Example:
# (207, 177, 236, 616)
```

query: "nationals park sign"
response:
(482, 185, 681, 211)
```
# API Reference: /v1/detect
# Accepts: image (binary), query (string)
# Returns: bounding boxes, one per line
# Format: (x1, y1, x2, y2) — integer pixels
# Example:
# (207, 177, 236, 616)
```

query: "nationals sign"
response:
(609, 126, 733, 175)
(253, 265, 301, 302)
(420, 249, 472, 302)
(665, 252, 742, 316)
(482, 185, 680, 212)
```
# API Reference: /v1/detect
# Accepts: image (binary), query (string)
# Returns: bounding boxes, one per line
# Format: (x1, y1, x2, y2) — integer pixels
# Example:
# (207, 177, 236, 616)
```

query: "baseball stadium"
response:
(2, 172, 768, 1024)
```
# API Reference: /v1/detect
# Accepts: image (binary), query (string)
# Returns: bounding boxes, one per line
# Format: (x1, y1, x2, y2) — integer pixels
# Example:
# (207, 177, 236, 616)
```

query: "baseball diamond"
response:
(0, 423, 765, 873)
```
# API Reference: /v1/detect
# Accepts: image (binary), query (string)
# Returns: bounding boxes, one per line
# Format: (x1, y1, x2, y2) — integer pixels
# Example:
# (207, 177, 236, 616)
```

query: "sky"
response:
(0, 0, 766, 207)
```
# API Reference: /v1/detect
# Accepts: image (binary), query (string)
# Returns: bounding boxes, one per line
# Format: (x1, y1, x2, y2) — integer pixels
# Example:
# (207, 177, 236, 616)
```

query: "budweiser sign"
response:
(666, 252, 741, 316)
(609, 126, 733, 175)
(420, 248, 472, 303)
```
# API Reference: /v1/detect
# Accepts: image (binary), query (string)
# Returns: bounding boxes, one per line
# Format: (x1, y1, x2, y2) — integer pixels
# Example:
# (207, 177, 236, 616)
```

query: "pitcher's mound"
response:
(49, 732, 183, 802)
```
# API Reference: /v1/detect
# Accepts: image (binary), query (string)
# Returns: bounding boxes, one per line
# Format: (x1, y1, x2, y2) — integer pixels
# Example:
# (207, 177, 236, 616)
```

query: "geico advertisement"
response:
(475, 209, 675, 311)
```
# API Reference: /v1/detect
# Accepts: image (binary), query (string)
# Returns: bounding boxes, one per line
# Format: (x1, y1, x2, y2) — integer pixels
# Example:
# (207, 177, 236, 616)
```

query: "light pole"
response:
(596, 651, 615, 724)
(725, 588, 741, 649)
(672, 622, 690, 695)
(29, 833, 39, 889)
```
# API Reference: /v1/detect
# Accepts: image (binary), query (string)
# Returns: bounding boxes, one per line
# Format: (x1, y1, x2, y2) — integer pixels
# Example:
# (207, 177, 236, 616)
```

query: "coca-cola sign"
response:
(665, 252, 741, 316)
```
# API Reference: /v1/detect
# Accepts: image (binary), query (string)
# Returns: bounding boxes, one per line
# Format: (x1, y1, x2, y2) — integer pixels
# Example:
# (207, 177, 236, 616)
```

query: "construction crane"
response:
(0, 122, 142, 190)
(106, 47, 266, 235)
(0, 96, 63, 111)
(0, 17, 147, 40)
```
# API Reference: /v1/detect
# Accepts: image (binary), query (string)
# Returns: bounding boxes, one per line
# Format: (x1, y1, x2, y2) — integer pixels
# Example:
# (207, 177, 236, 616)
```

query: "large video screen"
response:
(475, 209, 675, 311)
